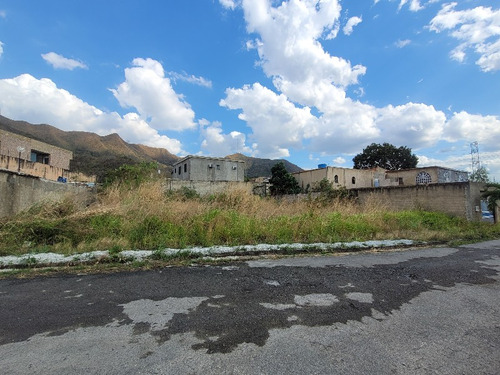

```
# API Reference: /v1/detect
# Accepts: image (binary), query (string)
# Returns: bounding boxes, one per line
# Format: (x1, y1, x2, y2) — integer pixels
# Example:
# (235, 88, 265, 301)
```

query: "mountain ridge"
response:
(0, 116, 302, 180)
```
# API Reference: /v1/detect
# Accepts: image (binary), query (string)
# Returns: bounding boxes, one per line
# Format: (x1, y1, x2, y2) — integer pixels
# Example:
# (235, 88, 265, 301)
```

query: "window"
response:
(352, 177, 356, 184)
(178, 166, 181, 174)
(416, 171, 432, 185)
(334, 175, 338, 183)
(184, 164, 187, 173)
(30, 150, 50, 165)
(216, 164, 220, 170)
(398, 177, 404, 185)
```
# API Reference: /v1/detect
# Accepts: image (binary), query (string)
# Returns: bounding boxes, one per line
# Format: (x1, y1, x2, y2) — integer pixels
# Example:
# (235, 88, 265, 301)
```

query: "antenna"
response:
(470, 141, 480, 173)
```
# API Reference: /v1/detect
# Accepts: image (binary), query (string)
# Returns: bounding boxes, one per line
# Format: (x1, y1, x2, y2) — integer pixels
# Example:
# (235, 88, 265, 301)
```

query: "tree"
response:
(482, 183, 500, 221)
(103, 162, 159, 189)
(353, 143, 418, 170)
(269, 161, 301, 195)
(469, 166, 490, 183)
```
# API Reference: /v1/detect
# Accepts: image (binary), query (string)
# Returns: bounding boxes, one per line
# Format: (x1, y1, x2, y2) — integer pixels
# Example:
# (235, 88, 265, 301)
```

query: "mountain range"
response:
(0, 115, 302, 181)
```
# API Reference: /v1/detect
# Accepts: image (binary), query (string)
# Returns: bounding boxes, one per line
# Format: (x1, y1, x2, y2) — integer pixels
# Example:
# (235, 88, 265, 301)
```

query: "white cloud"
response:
(429, 3, 500, 72)
(0, 74, 183, 153)
(168, 71, 213, 88)
(375, 103, 446, 149)
(41, 52, 88, 70)
(241, 0, 363, 88)
(219, 0, 237, 10)
(0, 41, 3, 58)
(398, 0, 424, 12)
(343, 16, 362, 36)
(111, 58, 196, 132)
(395, 39, 411, 48)
(444, 111, 500, 152)
(221, 82, 317, 158)
(417, 150, 500, 181)
(200, 120, 252, 156)
(333, 157, 346, 165)
(0, 10, 6, 19)
(219, 0, 499, 163)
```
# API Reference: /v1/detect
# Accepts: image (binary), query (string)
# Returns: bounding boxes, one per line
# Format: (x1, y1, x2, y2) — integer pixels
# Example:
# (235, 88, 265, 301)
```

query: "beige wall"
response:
(355, 182, 483, 221)
(0, 154, 70, 181)
(293, 167, 385, 190)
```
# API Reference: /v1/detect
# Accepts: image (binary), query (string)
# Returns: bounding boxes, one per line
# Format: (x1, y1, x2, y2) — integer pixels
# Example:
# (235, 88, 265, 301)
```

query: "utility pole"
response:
(470, 141, 480, 174)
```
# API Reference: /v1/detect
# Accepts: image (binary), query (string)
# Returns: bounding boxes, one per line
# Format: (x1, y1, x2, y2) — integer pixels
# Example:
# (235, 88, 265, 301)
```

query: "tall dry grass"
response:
(0, 180, 498, 256)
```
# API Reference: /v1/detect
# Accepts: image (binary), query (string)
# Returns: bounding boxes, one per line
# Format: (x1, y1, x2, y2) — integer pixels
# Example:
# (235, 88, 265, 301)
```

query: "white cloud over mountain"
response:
(0, 73, 182, 153)
(111, 58, 196, 132)
(199, 119, 252, 156)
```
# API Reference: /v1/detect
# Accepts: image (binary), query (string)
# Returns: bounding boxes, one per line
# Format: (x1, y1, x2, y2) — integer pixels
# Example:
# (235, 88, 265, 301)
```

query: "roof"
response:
(385, 166, 467, 174)
(173, 155, 245, 166)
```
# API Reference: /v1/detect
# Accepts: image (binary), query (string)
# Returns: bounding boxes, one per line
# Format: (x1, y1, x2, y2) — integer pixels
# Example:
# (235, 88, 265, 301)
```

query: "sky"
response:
(0, 0, 499, 180)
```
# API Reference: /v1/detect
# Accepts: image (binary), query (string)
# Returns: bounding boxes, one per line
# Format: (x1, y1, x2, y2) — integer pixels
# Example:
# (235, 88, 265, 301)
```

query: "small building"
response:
(293, 165, 469, 191)
(384, 166, 469, 187)
(0, 130, 73, 181)
(172, 155, 245, 182)
(293, 166, 386, 191)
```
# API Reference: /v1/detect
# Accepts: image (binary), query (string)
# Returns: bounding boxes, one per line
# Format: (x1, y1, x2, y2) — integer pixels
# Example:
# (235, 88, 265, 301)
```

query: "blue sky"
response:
(0, 0, 499, 180)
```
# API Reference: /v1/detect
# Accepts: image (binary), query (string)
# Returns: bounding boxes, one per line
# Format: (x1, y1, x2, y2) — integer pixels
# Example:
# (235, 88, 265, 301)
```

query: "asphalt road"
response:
(1, 241, 499, 374)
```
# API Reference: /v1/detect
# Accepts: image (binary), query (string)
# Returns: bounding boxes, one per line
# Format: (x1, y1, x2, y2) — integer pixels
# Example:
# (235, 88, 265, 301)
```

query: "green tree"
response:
(482, 183, 500, 219)
(269, 161, 301, 195)
(353, 143, 418, 170)
(103, 162, 159, 189)
(469, 166, 490, 183)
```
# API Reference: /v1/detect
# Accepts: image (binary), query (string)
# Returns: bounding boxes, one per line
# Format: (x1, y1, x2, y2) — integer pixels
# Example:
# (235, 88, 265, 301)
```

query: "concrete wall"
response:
(173, 156, 245, 182)
(0, 171, 96, 218)
(354, 182, 484, 221)
(165, 180, 253, 196)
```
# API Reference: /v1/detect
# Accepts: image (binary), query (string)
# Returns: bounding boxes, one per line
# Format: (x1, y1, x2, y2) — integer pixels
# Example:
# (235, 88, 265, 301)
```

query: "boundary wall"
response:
(165, 180, 253, 196)
(353, 182, 484, 221)
(0, 171, 96, 218)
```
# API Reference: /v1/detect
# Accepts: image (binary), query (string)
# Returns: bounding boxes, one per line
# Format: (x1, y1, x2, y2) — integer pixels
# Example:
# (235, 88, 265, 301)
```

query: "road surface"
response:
(1, 240, 499, 374)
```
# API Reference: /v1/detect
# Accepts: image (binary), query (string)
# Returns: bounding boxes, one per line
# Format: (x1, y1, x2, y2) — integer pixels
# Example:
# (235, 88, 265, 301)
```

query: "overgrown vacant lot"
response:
(1, 181, 499, 257)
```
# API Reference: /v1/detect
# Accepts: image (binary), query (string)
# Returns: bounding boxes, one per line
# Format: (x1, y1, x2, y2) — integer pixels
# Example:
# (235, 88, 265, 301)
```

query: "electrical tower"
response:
(470, 141, 480, 173)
